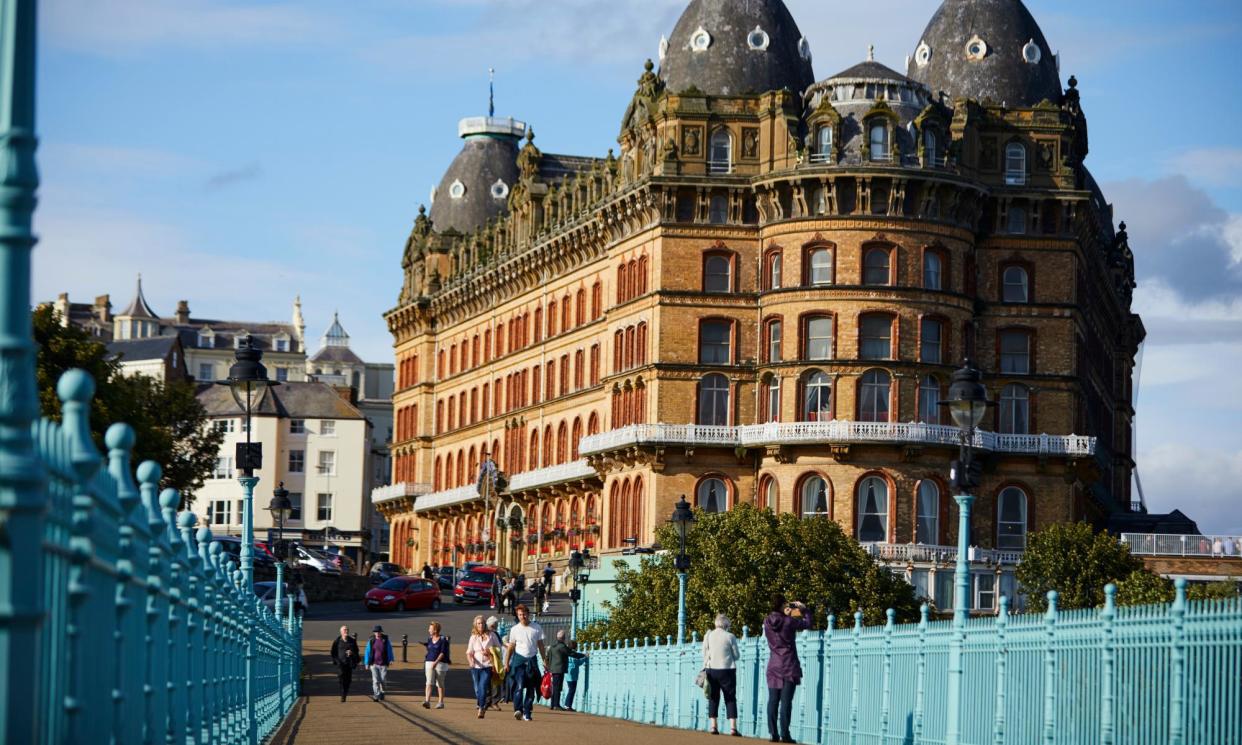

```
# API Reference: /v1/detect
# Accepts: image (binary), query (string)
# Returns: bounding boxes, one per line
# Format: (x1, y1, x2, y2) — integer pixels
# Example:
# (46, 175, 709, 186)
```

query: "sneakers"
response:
(422, 701, 431, 709)
(523, 715, 532, 721)
(564, 706, 576, 712)
(435, 702, 444, 709)
(514, 711, 523, 721)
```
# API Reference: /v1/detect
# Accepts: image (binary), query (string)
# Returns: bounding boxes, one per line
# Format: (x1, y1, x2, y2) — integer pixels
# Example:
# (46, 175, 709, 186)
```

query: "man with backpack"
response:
(364, 624, 395, 701)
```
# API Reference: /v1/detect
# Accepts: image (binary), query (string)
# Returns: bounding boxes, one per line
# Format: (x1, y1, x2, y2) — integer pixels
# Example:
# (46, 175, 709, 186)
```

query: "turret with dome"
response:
(383, 0, 1151, 592)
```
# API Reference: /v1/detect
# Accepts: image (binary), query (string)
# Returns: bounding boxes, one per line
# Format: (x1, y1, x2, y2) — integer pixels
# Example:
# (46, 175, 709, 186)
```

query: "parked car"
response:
(436, 565, 457, 590)
(292, 544, 341, 575)
(325, 550, 356, 574)
(253, 581, 308, 614)
(369, 562, 404, 585)
(364, 577, 441, 612)
(213, 537, 277, 568)
(453, 565, 508, 605)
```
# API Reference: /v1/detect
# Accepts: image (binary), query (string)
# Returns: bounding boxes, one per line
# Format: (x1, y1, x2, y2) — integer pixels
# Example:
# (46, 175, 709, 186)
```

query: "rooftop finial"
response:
(868, 44, 875, 62)
(488, 67, 495, 117)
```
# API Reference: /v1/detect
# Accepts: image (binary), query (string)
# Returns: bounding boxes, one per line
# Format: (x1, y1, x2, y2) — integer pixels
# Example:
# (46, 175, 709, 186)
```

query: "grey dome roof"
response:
(428, 118, 524, 234)
(907, 0, 1062, 107)
(659, 0, 814, 97)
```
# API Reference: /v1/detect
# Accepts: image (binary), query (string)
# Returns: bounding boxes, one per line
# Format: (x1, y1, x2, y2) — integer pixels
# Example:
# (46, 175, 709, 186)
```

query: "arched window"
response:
(997, 487, 1028, 549)
(856, 475, 889, 542)
(709, 129, 732, 174)
(814, 126, 834, 163)
(761, 476, 779, 512)
(916, 480, 939, 544)
(697, 477, 728, 513)
(863, 246, 892, 286)
(1005, 142, 1027, 185)
(807, 247, 834, 285)
(800, 475, 829, 518)
(804, 315, 833, 360)
(767, 251, 783, 290)
(999, 330, 1032, 374)
(999, 384, 1030, 435)
(698, 373, 730, 426)
(764, 375, 781, 423)
(1002, 265, 1029, 303)
(858, 369, 891, 422)
(766, 319, 783, 362)
(802, 371, 832, 422)
(709, 194, 728, 224)
(920, 317, 943, 363)
(918, 375, 941, 424)
(923, 128, 938, 166)
(859, 314, 893, 360)
(868, 122, 890, 162)
(923, 251, 942, 290)
(704, 253, 732, 293)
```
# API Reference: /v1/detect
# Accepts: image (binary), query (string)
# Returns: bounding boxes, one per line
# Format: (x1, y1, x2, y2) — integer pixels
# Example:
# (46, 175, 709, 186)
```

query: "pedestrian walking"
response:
(486, 616, 507, 709)
(543, 561, 555, 591)
(330, 625, 359, 702)
(422, 563, 434, 581)
(503, 604, 547, 721)
(563, 640, 588, 711)
(468, 615, 501, 719)
(764, 595, 810, 743)
(364, 624, 395, 702)
(703, 613, 741, 736)
(532, 580, 547, 616)
(503, 578, 518, 618)
(545, 629, 585, 710)
(420, 621, 450, 709)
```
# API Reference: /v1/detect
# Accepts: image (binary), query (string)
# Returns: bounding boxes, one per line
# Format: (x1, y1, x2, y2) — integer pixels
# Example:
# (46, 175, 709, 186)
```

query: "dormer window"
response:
(274, 336, 290, 353)
(747, 27, 770, 52)
(1005, 143, 1027, 185)
(868, 122, 890, 162)
(198, 329, 214, 348)
(490, 180, 509, 199)
(811, 126, 833, 164)
(923, 129, 939, 167)
(234, 334, 248, 350)
(448, 179, 466, 199)
(690, 27, 712, 52)
(708, 129, 732, 174)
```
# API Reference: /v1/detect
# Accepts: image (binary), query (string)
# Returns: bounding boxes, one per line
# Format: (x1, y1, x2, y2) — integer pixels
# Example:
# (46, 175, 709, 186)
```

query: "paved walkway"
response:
(274, 597, 756, 745)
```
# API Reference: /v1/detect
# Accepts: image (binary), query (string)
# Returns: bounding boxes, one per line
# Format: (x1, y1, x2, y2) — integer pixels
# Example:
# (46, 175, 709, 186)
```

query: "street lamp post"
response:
(216, 335, 277, 745)
(669, 496, 694, 645)
(940, 361, 994, 745)
(268, 482, 293, 623)
(567, 549, 592, 640)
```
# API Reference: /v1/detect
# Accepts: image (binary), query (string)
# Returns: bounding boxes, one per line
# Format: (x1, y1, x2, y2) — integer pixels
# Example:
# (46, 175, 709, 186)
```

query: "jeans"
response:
(707, 668, 737, 720)
(371, 665, 388, 697)
(470, 667, 491, 709)
(767, 683, 797, 740)
(510, 653, 538, 717)
(564, 679, 578, 708)
(550, 672, 565, 707)
(337, 665, 353, 698)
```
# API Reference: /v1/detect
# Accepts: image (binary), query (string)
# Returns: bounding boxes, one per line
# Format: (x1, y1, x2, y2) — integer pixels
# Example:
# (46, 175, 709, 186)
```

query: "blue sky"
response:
(32, 0, 1242, 533)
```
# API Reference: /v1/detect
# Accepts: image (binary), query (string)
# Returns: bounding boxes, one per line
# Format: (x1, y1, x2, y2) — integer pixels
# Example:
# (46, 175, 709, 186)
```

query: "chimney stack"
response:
(94, 294, 112, 322)
(175, 300, 191, 325)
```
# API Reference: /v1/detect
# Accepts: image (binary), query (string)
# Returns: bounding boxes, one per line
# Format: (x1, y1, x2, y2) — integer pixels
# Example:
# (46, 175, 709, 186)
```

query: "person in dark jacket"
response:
(764, 594, 810, 743)
(422, 563, 434, 580)
(330, 625, 360, 702)
(364, 624, 396, 701)
(531, 580, 546, 616)
(543, 561, 555, 590)
(545, 629, 585, 710)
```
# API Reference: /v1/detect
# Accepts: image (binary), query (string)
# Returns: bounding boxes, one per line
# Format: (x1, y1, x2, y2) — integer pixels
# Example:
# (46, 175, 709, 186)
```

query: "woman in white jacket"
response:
(702, 613, 741, 736)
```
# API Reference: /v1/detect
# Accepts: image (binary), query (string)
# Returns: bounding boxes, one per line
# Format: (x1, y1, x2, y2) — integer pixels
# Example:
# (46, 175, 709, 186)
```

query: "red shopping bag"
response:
(540, 671, 553, 699)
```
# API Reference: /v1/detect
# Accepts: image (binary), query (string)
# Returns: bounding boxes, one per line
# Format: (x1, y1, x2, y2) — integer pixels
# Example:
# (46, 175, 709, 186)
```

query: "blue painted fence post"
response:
(1099, 583, 1116, 745)
(1042, 591, 1059, 745)
(991, 595, 1009, 745)
(1169, 578, 1187, 745)
(914, 604, 928, 745)
(139, 461, 167, 745)
(162, 488, 187, 745)
(107, 424, 139, 745)
(178, 512, 201, 745)
(849, 610, 862, 744)
(881, 608, 895, 739)
(824, 613, 836, 738)
(196, 527, 218, 745)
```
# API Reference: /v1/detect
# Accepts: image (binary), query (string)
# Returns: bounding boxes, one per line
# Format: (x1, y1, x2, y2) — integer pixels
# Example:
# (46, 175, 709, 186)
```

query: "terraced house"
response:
(375, 0, 1145, 612)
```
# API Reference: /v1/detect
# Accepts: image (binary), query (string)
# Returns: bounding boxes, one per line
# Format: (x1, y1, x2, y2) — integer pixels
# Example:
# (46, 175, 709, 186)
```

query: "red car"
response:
(364, 576, 442, 612)
(453, 565, 507, 605)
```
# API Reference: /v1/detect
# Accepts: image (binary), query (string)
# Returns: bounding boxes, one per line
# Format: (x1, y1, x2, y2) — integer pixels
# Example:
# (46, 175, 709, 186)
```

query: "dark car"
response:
(214, 536, 277, 568)
(437, 566, 457, 590)
(253, 581, 308, 613)
(453, 566, 507, 605)
(364, 576, 442, 613)
(369, 562, 404, 585)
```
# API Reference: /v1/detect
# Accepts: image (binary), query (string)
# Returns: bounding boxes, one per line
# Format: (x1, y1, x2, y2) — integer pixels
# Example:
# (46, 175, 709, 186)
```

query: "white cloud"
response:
(1139, 443, 1242, 535)
(1166, 147, 1242, 189)
(43, 0, 336, 55)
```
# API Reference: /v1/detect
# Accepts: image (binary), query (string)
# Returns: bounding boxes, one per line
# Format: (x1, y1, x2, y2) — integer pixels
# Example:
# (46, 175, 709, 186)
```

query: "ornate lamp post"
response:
(216, 335, 277, 592)
(268, 482, 293, 622)
(567, 548, 593, 640)
(669, 495, 694, 644)
(940, 361, 993, 745)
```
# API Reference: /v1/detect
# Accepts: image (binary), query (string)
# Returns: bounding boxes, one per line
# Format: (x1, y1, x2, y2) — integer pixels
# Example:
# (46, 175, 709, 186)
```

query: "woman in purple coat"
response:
(763, 594, 810, 743)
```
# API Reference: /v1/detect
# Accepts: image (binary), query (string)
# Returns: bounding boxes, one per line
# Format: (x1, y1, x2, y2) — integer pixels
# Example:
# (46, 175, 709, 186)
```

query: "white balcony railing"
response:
(866, 542, 1025, 566)
(413, 485, 479, 513)
(371, 482, 432, 505)
(1121, 533, 1242, 558)
(507, 459, 596, 493)
(579, 422, 1095, 458)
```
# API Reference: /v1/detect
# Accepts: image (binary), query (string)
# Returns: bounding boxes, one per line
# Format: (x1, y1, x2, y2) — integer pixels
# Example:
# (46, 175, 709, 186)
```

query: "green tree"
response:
(33, 305, 223, 506)
(578, 504, 920, 643)
(1015, 522, 1175, 611)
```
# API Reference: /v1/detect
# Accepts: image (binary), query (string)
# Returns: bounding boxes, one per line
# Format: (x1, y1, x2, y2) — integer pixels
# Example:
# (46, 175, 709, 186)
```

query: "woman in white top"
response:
(702, 613, 741, 737)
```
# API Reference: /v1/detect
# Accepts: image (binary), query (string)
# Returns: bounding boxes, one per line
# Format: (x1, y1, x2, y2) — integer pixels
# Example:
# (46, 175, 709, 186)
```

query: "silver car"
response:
(253, 581, 308, 614)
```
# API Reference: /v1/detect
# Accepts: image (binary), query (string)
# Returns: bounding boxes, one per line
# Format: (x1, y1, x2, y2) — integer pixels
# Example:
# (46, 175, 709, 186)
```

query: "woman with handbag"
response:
(420, 621, 451, 709)
(467, 615, 501, 718)
(702, 613, 741, 736)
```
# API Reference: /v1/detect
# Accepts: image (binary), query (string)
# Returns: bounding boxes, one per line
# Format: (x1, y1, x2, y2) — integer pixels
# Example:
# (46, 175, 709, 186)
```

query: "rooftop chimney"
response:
(175, 300, 191, 325)
(94, 294, 111, 323)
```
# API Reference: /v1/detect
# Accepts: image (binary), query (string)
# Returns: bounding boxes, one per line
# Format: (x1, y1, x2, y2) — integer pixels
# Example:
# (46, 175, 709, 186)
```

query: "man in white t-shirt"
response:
(503, 604, 547, 721)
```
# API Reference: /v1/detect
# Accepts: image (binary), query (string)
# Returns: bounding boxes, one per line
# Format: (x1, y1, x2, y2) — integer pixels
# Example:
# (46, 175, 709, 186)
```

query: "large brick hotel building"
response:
(374, 0, 1144, 610)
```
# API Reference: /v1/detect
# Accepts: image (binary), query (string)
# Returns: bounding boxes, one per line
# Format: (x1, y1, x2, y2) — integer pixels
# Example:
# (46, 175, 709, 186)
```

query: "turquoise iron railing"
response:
(574, 585, 1241, 744)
